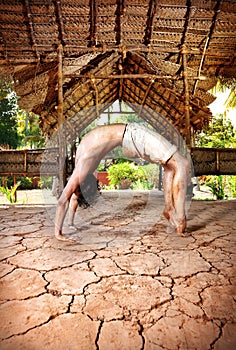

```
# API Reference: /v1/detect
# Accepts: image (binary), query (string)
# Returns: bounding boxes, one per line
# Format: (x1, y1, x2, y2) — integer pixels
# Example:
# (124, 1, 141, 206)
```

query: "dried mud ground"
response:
(0, 190, 235, 350)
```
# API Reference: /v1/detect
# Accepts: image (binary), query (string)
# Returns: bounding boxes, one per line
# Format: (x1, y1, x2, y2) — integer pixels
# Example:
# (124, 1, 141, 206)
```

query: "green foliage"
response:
(142, 164, 160, 189)
(0, 80, 21, 148)
(205, 175, 226, 200)
(0, 79, 14, 100)
(198, 175, 236, 199)
(195, 115, 236, 148)
(195, 114, 236, 200)
(7, 176, 33, 190)
(107, 162, 147, 189)
(38, 176, 53, 189)
(228, 176, 236, 198)
(0, 80, 45, 149)
(0, 182, 20, 203)
(211, 79, 236, 109)
(17, 112, 45, 149)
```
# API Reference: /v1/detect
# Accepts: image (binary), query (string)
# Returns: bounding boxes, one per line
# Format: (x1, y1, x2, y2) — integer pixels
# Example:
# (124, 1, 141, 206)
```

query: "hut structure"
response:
(0, 0, 236, 178)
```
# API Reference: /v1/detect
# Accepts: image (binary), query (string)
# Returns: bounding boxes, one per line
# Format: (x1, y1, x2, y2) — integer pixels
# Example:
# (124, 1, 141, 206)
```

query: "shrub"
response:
(142, 164, 160, 189)
(199, 175, 236, 200)
(206, 175, 226, 200)
(7, 176, 32, 190)
(38, 176, 53, 189)
(107, 162, 147, 189)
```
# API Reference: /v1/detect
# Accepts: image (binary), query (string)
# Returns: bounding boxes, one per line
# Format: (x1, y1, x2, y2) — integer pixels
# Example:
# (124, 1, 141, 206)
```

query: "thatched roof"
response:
(0, 0, 236, 139)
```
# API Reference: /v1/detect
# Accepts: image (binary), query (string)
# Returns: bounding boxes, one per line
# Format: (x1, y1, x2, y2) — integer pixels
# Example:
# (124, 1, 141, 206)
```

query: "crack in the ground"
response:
(66, 295, 75, 313)
(209, 321, 224, 349)
(94, 320, 104, 350)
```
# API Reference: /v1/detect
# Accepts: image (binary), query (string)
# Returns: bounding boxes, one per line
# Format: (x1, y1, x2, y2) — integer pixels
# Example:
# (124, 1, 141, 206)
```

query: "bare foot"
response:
(68, 224, 78, 231)
(55, 233, 76, 242)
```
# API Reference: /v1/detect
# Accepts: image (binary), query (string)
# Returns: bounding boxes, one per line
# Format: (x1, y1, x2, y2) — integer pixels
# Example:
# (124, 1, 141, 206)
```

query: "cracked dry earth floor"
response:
(0, 190, 235, 350)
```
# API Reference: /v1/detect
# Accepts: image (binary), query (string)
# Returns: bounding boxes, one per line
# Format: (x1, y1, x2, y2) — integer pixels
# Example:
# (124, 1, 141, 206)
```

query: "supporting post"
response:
(57, 44, 66, 193)
(181, 45, 191, 148)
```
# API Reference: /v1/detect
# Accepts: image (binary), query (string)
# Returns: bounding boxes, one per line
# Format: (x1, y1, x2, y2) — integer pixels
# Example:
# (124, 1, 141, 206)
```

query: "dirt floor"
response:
(0, 189, 235, 350)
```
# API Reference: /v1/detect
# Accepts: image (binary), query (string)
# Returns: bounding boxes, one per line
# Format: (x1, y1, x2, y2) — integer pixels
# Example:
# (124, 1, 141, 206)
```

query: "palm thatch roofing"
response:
(0, 0, 236, 141)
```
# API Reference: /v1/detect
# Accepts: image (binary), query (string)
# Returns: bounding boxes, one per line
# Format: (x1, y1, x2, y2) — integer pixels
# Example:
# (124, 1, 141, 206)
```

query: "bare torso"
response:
(75, 124, 126, 173)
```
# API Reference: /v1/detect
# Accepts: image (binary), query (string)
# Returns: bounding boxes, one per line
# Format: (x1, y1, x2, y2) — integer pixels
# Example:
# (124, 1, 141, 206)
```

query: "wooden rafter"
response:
(115, 0, 126, 45)
(144, 0, 158, 47)
(90, 77, 100, 119)
(89, 0, 97, 47)
(138, 78, 155, 118)
(63, 73, 206, 80)
(181, 45, 191, 147)
(192, 0, 221, 94)
(177, 0, 192, 65)
(54, 0, 65, 46)
(57, 44, 66, 189)
(24, 0, 40, 61)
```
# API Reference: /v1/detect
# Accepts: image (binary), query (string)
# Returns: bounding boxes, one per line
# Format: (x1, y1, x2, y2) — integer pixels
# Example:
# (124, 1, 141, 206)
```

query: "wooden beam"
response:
(54, 0, 65, 46)
(90, 77, 100, 119)
(144, 0, 158, 47)
(192, 0, 221, 95)
(64, 73, 206, 80)
(24, 0, 40, 61)
(192, 36, 209, 96)
(138, 78, 155, 118)
(89, 0, 97, 47)
(177, 0, 192, 64)
(181, 45, 191, 147)
(57, 44, 64, 127)
(57, 44, 66, 191)
(115, 0, 126, 45)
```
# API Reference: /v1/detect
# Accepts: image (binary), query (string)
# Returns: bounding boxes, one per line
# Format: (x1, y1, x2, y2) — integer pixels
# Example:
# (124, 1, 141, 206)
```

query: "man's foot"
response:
(176, 217, 188, 237)
(68, 224, 79, 231)
(55, 233, 76, 242)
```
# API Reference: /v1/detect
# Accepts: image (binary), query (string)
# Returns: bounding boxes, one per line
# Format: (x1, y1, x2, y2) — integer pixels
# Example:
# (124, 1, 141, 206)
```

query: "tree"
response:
(0, 79, 45, 149)
(195, 113, 236, 200)
(18, 111, 45, 149)
(195, 114, 236, 148)
(0, 80, 21, 149)
(211, 79, 236, 109)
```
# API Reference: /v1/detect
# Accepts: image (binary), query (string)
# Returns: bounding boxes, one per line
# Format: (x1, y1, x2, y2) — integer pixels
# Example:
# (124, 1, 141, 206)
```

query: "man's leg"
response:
(171, 152, 189, 234)
(162, 165, 176, 232)
(163, 152, 189, 235)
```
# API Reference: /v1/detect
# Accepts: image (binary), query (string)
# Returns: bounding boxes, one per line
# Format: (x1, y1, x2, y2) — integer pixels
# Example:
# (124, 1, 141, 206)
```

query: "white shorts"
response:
(122, 123, 177, 164)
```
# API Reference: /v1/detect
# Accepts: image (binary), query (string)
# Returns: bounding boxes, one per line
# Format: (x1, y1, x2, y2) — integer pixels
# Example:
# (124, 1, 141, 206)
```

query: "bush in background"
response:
(7, 176, 32, 190)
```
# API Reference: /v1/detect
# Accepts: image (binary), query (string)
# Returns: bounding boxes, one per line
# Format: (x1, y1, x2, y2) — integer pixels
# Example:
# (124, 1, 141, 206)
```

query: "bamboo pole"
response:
(63, 73, 206, 80)
(57, 44, 66, 192)
(181, 45, 191, 147)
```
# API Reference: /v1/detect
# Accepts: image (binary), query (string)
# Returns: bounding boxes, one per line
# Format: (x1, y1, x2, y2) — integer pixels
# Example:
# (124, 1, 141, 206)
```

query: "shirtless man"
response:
(55, 123, 189, 241)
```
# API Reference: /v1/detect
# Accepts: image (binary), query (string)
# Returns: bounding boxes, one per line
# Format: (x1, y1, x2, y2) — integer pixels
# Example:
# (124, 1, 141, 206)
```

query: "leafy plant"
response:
(0, 80, 21, 149)
(228, 176, 236, 198)
(0, 182, 21, 203)
(38, 176, 53, 189)
(107, 162, 147, 189)
(7, 176, 32, 190)
(195, 114, 236, 148)
(206, 175, 226, 200)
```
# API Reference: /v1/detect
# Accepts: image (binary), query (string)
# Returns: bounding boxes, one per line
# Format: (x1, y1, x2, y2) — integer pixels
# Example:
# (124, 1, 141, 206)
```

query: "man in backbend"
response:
(54, 123, 189, 241)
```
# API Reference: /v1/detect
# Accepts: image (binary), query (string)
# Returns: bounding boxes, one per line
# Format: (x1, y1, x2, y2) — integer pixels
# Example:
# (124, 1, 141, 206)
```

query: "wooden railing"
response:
(190, 147, 236, 176)
(0, 147, 236, 177)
